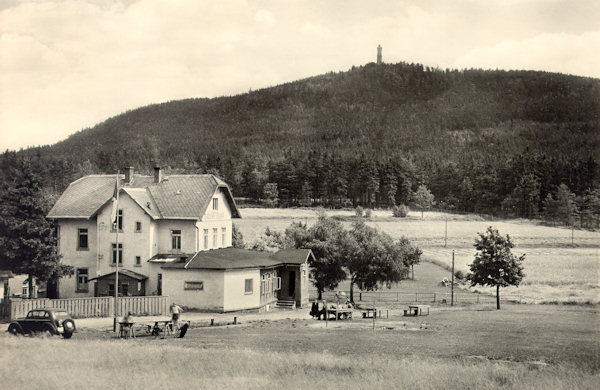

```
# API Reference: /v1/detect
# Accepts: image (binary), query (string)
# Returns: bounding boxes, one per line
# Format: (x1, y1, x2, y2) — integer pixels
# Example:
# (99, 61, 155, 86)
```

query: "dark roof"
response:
(0, 270, 14, 279)
(47, 173, 240, 220)
(161, 248, 313, 271)
(270, 249, 316, 265)
(88, 269, 148, 281)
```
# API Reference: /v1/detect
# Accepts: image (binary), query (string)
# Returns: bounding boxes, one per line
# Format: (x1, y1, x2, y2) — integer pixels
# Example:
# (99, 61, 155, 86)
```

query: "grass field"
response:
(2, 304, 598, 389)
(236, 207, 600, 304)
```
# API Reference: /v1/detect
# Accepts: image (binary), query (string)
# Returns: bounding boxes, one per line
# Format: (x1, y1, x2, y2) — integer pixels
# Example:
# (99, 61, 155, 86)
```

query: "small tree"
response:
(345, 221, 410, 302)
(467, 227, 525, 309)
(413, 185, 435, 218)
(392, 204, 408, 218)
(231, 223, 245, 249)
(262, 182, 279, 207)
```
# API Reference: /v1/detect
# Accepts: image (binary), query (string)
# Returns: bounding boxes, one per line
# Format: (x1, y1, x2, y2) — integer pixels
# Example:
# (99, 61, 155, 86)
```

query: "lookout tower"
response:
(377, 45, 382, 64)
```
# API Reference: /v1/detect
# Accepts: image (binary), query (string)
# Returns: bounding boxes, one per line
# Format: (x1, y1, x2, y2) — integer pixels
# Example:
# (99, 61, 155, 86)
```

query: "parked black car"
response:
(7, 308, 76, 339)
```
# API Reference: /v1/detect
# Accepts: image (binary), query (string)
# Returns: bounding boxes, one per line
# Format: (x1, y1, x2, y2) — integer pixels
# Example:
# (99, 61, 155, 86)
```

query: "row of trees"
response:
(247, 215, 422, 301)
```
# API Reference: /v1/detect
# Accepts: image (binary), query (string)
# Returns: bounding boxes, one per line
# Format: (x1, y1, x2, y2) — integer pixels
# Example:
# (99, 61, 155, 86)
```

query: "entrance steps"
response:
(275, 300, 296, 310)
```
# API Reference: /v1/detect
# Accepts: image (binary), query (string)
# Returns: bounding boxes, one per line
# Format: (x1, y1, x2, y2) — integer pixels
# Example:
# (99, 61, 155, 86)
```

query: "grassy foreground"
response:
(1, 336, 597, 390)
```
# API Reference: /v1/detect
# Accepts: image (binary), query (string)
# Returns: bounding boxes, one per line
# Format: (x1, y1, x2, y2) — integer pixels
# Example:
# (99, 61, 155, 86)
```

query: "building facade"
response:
(47, 168, 311, 312)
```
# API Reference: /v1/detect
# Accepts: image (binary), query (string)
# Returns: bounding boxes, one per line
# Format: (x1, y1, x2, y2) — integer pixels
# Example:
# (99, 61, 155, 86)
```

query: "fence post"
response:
(433, 293, 436, 303)
(359, 292, 362, 301)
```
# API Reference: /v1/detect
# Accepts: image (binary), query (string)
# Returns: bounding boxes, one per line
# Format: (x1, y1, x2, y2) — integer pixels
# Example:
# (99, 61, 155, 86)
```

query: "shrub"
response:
(355, 206, 364, 218)
(364, 209, 372, 218)
(392, 205, 408, 217)
(454, 270, 465, 280)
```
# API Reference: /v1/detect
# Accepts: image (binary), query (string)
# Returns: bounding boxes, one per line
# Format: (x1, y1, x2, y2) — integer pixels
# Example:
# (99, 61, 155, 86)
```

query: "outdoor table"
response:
(327, 308, 353, 320)
(406, 305, 430, 316)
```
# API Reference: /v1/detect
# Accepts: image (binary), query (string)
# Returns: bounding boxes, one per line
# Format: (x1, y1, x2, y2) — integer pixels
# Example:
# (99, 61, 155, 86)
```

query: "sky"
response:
(1, 0, 599, 151)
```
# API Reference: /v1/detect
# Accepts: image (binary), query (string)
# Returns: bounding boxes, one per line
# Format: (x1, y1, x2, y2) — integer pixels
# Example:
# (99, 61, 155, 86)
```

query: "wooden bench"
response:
(361, 308, 377, 318)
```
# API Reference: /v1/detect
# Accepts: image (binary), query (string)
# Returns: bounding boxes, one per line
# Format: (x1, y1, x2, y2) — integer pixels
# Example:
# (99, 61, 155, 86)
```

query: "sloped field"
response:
(236, 208, 600, 304)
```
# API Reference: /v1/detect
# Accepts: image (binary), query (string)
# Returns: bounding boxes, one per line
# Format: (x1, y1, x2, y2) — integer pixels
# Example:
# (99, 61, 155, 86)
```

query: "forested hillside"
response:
(3, 62, 600, 224)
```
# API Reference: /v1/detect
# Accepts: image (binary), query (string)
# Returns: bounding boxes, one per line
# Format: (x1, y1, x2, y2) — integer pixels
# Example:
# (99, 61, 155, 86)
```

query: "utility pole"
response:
(451, 250, 455, 306)
(112, 172, 120, 332)
(444, 216, 448, 247)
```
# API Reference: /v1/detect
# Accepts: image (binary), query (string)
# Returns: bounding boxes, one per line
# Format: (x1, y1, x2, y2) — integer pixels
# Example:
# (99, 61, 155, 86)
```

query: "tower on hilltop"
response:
(377, 45, 382, 64)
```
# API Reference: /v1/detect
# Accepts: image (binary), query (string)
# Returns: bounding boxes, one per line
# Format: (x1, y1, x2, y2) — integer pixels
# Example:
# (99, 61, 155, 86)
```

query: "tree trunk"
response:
(496, 285, 500, 310)
(412, 264, 415, 280)
(350, 281, 354, 303)
(317, 289, 322, 300)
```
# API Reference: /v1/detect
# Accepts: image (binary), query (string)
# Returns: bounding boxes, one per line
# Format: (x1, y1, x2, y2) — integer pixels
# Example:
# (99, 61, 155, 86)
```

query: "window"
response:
(113, 210, 123, 231)
(244, 278, 253, 294)
(135, 221, 142, 232)
(184, 281, 204, 290)
(212, 228, 218, 247)
(135, 256, 141, 266)
(76, 268, 88, 292)
(171, 230, 181, 250)
(78, 228, 88, 249)
(112, 243, 123, 265)
(121, 283, 129, 296)
(274, 277, 281, 291)
(212, 198, 218, 210)
(108, 283, 114, 296)
(203, 229, 208, 249)
(221, 227, 226, 246)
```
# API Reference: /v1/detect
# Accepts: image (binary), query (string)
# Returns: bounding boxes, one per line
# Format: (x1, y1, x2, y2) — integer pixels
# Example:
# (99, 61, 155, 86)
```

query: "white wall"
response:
(161, 269, 224, 311)
(223, 269, 260, 311)
(57, 219, 97, 298)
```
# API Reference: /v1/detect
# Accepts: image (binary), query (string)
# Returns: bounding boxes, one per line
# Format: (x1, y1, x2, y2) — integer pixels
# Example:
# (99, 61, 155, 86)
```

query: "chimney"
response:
(154, 166, 162, 183)
(124, 167, 134, 184)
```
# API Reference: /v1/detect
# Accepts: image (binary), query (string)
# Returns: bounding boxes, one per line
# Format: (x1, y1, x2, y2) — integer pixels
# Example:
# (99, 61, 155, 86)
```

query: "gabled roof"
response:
(47, 173, 240, 220)
(88, 269, 148, 281)
(160, 248, 313, 271)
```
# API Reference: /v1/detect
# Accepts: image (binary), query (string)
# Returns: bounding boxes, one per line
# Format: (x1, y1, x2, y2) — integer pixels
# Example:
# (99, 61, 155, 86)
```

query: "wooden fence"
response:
(315, 290, 522, 305)
(8, 296, 169, 321)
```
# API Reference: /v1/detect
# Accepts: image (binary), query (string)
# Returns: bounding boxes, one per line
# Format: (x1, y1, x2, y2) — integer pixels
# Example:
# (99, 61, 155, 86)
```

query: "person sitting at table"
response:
(122, 312, 132, 323)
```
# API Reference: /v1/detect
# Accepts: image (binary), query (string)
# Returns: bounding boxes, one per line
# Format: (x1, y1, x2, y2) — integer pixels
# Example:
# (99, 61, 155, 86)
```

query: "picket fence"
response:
(8, 296, 169, 321)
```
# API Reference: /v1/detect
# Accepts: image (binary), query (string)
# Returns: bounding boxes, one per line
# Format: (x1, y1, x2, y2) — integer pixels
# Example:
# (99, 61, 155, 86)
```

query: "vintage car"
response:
(7, 308, 76, 339)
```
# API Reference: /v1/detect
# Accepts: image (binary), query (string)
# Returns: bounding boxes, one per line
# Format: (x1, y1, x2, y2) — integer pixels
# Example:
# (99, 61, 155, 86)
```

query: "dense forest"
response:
(3, 62, 600, 226)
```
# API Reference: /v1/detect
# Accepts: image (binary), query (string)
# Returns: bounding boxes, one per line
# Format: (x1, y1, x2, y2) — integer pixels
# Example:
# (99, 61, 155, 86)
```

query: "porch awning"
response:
(148, 254, 192, 263)
(89, 269, 148, 281)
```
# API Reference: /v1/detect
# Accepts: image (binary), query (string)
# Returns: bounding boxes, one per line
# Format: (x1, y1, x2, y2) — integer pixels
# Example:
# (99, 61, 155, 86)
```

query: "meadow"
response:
(236, 207, 600, 304)
(2, 304, 598, 389)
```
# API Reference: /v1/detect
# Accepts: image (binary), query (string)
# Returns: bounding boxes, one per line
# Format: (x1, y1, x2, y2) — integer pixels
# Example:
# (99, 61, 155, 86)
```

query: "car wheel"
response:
(8, 323, 21, 336)
(62, 319, 75, 333)
(62, 332, 73, 339)
(42, 325, 54, 338)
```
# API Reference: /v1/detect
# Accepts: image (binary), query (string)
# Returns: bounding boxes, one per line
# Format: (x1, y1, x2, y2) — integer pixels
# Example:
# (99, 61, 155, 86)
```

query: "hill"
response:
(4, 62, 600, 220)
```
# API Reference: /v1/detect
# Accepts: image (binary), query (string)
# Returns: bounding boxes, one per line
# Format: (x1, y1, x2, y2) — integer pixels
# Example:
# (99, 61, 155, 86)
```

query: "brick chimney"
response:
(124, 167, 134, 184)
(154, 166, 162, 183)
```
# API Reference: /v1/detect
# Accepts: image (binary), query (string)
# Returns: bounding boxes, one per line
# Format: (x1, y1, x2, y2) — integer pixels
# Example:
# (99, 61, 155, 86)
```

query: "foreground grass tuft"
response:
(1, 336, 598, 390)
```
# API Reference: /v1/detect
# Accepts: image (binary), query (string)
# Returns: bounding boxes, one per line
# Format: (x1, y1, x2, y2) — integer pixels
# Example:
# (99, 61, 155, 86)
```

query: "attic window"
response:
(146, 202, 151, 209)
(212, 198, 218, 210)
(175, 190, 182, 195)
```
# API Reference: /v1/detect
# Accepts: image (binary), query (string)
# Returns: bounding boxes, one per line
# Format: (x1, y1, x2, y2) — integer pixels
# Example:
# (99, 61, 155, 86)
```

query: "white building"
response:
(47, 167, 311, 312)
